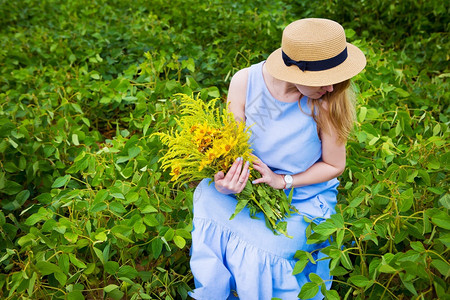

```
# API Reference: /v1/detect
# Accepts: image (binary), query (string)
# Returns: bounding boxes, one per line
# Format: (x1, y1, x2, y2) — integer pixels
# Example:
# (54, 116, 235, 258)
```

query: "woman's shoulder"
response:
(229, 60, 265, 89)
(227, 68, 251, 121)
(228, 68, 249, 99)
(230, 67, 249, 85)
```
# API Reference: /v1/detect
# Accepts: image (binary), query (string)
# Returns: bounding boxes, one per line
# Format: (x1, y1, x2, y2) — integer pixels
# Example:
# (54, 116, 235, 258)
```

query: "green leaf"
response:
(399, 188, 414, 212)
(2, 189, 30, 210)
(95, 231, 107, 242)
(93, 247, 104, 264)
(94, 189, 109, 204)
(133, 219, 146, 234)
(431, 211, 450, 230)
(36, 261, 63, 275)
(432, 123, 441, 136)
(67, 290, 84, 300)
(69, 253, 87, 269)
(400, 273, 417, 296)
(175, 229, 191, 239)
(230, 198, 249, 220)
(293, 259, 308, 275)
(63, 232, 78, 244)
(27, 272, 37, 296)
(104, 261, 119, 275)
(90, 202, 107, 213)
(394, 87, 410, 98)
(164, 228, 175, 241)
(165, 80, 178, 91)
(109, 201, 127, 214)
(428, 186, 444, 195)
(207, 86, 220, 98)
(330, 214, 344, 228)
(54, 271, 67, 286)
(141, 204, 158, 213)
(309, 273, 323, 285)
(336, 229, 344, 247)
(125, 191, 139, 203)
(108, 289, 124, 300)
(313, 221, 337, 236)
(439, 194, 450, 209)
(58, 254, 70, 275)
(152, 238, 163, 259)
(117, 265, 138, 279)
(51, 175, 71, 188)
(330, 266, 349, 276)
(104, 284, 119, 293)
(324, 289, 340, 300)
(417, 170, 431, 185)
(378, 264, 397, 273)
(24, 212, 46, 226)
(35, 193, 52, 204)
(173, 235, 186, 249)
(128, 146, 141, 158)
(340, 251, 353, 270)
(114, 232, 134, 243)
(349, 275, 371, 288)
(410, 241, 425, 252)
(72, 133, 79, 145)
(298, 282, 319, 299)
(431, 259, 450, 278)
(143, 214, 159, 227)
(358, 106, 367, 122)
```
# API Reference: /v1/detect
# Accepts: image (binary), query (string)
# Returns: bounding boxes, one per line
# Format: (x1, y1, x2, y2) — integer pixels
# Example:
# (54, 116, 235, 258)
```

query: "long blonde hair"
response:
(308, 80, 356, 144)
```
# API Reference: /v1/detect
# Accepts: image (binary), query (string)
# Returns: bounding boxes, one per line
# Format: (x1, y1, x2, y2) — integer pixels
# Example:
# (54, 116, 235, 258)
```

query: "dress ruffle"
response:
(190, 215, 332, 300)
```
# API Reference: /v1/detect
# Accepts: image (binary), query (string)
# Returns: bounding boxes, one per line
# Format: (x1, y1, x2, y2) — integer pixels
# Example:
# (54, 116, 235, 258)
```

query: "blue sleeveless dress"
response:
(189, 61, 338, 299)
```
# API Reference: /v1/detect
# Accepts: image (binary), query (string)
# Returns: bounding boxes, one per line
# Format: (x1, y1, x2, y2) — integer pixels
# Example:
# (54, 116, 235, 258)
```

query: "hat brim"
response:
(265, 43, 366, 87)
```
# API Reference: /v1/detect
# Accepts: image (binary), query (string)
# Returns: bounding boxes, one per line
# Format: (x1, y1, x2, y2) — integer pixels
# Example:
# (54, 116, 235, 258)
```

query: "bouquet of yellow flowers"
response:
(153, 94, 294, 237)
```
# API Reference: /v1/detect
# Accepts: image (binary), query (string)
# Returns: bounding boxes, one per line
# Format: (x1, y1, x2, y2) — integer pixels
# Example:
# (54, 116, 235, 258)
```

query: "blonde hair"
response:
(308, 80, 356, 144)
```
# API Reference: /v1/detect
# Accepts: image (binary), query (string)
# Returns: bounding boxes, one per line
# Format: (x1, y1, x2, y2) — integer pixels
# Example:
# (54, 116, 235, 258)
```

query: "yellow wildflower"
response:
(221, 136, 238, 153)
(198, 159, 209, 171)
(170, 163, 182, 181)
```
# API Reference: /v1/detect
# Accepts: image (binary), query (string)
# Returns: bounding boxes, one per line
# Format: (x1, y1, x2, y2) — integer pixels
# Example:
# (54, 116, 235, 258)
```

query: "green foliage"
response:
(0, 0, 448, 299)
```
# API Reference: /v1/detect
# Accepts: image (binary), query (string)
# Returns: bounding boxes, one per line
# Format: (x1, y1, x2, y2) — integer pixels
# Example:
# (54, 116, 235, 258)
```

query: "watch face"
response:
(284, 175, 293, 188)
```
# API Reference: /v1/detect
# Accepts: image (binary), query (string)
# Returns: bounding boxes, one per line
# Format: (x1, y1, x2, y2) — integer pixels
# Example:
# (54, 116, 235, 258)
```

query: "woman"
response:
(189, 18, 366, 299)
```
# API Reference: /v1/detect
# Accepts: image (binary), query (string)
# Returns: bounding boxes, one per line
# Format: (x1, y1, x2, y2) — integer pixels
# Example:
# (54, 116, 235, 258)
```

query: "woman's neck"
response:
(262, 63, 303, 103)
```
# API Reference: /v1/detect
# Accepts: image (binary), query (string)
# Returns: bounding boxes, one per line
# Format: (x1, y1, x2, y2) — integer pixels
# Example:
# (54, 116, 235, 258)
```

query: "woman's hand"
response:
(251, 156, 285, 189)
(214, 157, 250, 194)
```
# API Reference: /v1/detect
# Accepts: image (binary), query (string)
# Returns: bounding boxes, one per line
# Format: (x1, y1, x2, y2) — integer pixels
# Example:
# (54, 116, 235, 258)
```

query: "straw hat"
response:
(265, 18, 366, 87)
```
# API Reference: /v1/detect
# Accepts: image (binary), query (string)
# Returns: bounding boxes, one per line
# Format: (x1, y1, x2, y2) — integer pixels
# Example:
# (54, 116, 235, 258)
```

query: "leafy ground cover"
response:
(0, 0, 448, 299)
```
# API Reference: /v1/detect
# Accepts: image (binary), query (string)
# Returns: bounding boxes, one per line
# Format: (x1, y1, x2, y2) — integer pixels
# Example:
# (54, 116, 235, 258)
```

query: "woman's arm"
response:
(252, 124, 347, 189)
(226, 68, 248, 121)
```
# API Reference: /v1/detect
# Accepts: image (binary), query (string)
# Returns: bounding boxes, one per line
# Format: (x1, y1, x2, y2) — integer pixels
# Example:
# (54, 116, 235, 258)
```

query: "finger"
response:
(252, 163, 267, 176)
(226, 157, 243, 182)
(252, 159, 261, 166)
(252, 159, 267, 170)
(232, 158, 245, 183)
(237, 161, 250, 184)
(214, 171, 225, 182)
(224, 158, 240, 179)
(250, 154, 260, 161)
(252, 177, 266, 185)
(237, 173, 250, 193)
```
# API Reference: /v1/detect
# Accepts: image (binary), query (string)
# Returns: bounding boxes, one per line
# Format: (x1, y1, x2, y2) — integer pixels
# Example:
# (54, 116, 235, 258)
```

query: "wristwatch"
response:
(284, 174, 293, 189)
